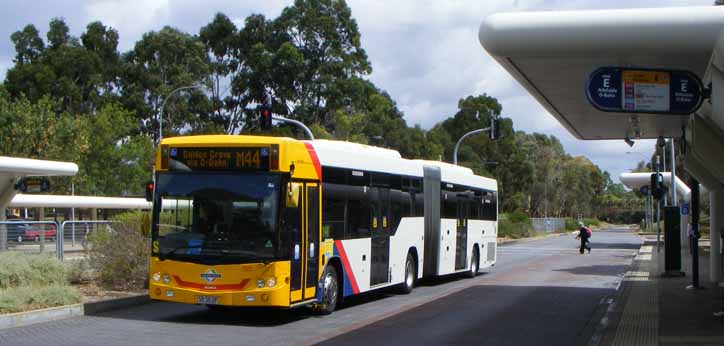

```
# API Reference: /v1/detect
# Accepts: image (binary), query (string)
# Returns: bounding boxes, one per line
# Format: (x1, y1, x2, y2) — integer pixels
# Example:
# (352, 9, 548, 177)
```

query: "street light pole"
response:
(271, 115, 315, 141)
(158, 84, 204, 142)
(453, 127, 490, 165)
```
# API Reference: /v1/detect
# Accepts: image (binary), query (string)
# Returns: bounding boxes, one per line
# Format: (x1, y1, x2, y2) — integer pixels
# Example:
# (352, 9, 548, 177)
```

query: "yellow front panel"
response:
(149, 257, 292, 307)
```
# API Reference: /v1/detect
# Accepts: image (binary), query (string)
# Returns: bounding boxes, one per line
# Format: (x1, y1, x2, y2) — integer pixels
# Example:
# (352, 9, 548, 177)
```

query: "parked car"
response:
(4, 222, 29, 243)
(20, 223, 57, 242)
(5, 221, 57, 243)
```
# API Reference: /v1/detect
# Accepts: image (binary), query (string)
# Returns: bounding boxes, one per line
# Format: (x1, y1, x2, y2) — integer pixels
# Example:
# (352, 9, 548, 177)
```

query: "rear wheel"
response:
(315, 266, 338, 315)
(467, 247, 479, 278)
(399, 252, 416, 294)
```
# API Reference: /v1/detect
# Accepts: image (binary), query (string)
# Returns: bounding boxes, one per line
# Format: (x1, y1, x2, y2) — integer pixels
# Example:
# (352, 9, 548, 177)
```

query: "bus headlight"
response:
(266, 277, 276, 288)
(153, 272, 161, 282)
(257, 279, 265, 288)
(162, 274, 171, 284)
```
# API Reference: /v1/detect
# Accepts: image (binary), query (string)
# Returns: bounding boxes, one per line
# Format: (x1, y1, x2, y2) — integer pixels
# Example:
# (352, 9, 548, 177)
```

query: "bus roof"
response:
(159, 135, 497, 191)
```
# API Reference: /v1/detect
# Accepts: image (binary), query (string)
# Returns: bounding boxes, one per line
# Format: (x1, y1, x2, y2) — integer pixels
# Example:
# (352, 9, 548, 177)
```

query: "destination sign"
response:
(15, 177, 50, 193)
(169, 147, 270, 170)
(586, 67, 704, 115)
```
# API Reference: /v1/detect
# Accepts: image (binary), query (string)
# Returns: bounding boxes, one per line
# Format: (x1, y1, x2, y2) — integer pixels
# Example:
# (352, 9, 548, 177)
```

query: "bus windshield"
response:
(152, 172, 282, 264)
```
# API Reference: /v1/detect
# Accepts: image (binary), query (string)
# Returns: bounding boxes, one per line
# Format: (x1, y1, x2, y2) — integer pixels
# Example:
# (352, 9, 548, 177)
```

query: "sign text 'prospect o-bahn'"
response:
(147, 135, 498, 314)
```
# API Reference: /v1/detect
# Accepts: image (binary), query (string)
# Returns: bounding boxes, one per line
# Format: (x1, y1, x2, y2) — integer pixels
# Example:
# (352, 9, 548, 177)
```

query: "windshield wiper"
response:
(159, 245, 202, 261)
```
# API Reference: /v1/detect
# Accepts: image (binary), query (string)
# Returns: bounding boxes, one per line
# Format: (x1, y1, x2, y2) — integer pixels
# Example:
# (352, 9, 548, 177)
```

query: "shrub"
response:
(565, 218, 578, 231)
(88, 211, 149, 291)
(0, 252, 68, 289)
(583, 218, 600, 227)
(508, 210, 531, 224)
(498, 220, 535, 239)
(65, 259, 93, 284)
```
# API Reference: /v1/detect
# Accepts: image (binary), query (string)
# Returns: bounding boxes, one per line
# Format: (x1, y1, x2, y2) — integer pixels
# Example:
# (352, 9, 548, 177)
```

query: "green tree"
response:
(275, 0, 371, 125)
(121, 26, 211, 139)
(5, 18, 121, 114)
(74, 105, 154, 196)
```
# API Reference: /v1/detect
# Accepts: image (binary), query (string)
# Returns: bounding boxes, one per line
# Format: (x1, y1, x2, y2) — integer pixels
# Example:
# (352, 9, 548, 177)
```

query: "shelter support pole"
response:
(712, 187, 724, 283)
(38, 207, 45, 253)
(681, 212, 690, 252)
(0, 176, 17, 251)
(691, 178, 700, 288)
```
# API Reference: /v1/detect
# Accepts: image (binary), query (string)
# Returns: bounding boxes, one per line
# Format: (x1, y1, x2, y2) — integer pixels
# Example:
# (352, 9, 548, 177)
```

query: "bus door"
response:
(288, 182, 321, 303)
(370, 187, 390, 286)
(455, 197, 468, 270)
(304, 184, 320, 300)
(288, 182, 305, 303)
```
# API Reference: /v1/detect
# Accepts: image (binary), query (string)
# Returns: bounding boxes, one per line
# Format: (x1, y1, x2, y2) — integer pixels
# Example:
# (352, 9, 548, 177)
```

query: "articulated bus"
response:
(148, 135, 497, 314)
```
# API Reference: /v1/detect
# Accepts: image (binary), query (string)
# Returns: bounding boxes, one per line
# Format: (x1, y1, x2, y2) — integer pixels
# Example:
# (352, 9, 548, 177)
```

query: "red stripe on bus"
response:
(334, 240, 360, 294)
(304, 142, 322, 180)
(173, 276, 249, 291)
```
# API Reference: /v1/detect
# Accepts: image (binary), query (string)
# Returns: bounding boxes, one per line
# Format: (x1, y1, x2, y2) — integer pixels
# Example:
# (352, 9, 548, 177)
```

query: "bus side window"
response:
(322, 197, 345, 239)
(281, 185, 302, 259)
(347, 198, 370, 238)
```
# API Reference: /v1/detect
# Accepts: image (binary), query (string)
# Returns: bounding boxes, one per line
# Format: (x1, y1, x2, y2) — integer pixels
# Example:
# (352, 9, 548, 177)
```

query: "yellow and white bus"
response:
(148, 135, 497, 314)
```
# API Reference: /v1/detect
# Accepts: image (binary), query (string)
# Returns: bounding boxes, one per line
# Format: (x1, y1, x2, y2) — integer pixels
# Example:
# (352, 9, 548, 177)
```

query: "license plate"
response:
(196, 295, 219, 305)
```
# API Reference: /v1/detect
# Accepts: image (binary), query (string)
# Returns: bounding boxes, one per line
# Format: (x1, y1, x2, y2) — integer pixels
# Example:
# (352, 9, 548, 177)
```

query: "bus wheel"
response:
(398, 252, 416, 294)
(467, 247, 479, 278)
(316, 266, 338, 315)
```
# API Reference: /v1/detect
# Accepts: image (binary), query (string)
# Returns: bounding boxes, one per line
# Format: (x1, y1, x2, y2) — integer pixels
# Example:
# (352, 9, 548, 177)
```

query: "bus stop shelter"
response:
(0, 156, 79, 250)
(480, 6, 724, 282)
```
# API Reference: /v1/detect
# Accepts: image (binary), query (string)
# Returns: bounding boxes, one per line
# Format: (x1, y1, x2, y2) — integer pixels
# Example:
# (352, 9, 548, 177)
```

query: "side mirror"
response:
(286, 182, 301, 208)
(145, 180, 154, 202)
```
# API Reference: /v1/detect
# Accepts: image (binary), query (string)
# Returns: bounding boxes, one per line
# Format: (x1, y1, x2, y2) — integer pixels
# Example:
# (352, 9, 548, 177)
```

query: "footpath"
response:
(598, 235, 724, 346)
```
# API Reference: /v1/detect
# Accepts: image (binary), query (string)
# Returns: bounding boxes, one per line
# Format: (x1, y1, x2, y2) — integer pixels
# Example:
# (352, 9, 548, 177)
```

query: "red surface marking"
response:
(304, 142, 322, 180)
(334, 240, 360, 294)
(173, 276, 249, 291)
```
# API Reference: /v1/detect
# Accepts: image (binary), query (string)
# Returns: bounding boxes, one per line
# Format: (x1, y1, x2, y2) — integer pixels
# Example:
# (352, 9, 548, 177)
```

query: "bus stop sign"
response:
(586, 67, 704, 115)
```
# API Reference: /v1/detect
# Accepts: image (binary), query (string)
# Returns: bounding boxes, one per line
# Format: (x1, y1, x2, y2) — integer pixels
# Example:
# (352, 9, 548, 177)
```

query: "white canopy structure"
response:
(0, 156, 80, 250)
(480, 6, 724, 282)
(0, 157, 79, 208)
(0, 157, 79, 176)
(9, 194, 152, 210)
(620, 172, 692, 202)
(479, 6, 724, 140)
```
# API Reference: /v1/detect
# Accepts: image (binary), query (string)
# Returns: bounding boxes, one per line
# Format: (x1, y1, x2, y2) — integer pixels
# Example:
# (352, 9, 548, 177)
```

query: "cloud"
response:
(83, 0, 171, 51)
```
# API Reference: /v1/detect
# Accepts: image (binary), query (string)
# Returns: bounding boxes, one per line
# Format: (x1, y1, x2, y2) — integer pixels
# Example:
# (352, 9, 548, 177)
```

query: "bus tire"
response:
(398, 252, 416, 294)
(316, 265, 339, 315)
(467, 247, 479, 278)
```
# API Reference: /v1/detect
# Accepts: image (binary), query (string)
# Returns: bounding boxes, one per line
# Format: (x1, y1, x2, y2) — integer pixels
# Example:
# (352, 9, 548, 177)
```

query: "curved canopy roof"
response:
(0, 157, 78, 177)
(479, 6, 724, 140)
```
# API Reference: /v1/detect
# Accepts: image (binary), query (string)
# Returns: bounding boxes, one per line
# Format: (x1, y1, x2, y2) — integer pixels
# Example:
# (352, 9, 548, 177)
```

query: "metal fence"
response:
(0, 220, 115, 261)
(58, 220, 114, 261)
(530, 217, 566, 233)
(0, 220, 61, 257)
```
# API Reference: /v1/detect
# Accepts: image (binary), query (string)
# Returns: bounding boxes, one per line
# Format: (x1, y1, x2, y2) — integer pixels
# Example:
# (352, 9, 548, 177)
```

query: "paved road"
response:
(0, 228, 640, 346)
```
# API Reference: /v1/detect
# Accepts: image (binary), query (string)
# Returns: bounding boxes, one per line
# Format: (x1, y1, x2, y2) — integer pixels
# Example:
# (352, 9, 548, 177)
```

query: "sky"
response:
(0, 0, 714, 183)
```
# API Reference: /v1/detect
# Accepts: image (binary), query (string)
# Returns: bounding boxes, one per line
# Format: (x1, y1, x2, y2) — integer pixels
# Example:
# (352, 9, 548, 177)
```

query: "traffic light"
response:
(489, 117, 501, 140)
(650, 173, 664, 199)
(260, 107, 272, 130)
(144, 180, 154, 202)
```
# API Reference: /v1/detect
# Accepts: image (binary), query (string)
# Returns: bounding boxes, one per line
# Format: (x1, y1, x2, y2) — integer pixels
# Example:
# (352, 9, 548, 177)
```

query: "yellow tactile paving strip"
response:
(611, 244, 657, 346)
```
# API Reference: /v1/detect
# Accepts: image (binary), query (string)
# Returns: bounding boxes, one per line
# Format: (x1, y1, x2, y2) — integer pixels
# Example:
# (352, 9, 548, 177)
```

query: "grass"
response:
(0, 252, 68, 289)
(0, 285, 82, 314)
(0, 252, 82, 314)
